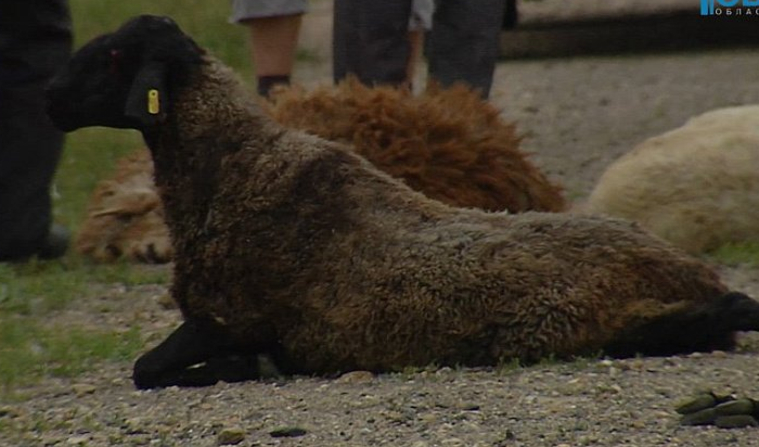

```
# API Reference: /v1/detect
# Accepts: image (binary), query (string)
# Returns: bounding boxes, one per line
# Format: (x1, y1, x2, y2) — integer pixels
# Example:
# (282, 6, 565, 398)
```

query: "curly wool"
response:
(150, 55, 729, 371)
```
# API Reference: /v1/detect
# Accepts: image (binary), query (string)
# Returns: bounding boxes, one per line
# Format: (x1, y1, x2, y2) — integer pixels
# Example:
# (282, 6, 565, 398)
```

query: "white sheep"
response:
(585, 105, 759, 254)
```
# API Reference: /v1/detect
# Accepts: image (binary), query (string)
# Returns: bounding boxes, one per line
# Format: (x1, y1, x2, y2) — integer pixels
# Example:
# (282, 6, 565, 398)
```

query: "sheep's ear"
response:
(125, 62, 168, 127)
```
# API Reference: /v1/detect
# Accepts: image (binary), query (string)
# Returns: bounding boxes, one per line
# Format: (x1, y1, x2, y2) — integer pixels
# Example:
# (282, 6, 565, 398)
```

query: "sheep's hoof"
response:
(132, 320, 260, 389)
(133, 354, 259, 389)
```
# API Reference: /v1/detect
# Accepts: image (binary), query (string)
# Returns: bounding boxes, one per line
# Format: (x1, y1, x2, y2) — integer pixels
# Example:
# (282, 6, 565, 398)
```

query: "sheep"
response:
(584, 105, 759, 254)
(76, 80, 565, 263)
(47, 15, 759, 389)
(75, 149, 172, 263)
(264, 80, 566, 213)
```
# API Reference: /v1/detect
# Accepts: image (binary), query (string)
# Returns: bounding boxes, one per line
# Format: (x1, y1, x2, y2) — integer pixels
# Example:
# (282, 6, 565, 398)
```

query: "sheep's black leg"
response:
(604, 292, 759, 358)
(133, 319, 258, 389)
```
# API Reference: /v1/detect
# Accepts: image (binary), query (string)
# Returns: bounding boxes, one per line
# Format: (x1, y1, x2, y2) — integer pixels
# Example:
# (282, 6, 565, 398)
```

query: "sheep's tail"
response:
(603, 292, 759, 358)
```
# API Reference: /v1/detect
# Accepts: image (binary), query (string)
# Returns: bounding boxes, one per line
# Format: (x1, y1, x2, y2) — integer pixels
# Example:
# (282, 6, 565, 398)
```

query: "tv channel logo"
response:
(701, 0, 759, 15)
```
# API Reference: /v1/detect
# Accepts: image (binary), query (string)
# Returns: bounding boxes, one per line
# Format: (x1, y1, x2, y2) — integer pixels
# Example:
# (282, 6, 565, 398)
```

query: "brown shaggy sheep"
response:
(265, 80, 565, 213)
(47, 16, 759, 389)
(75, 76, 564, 263)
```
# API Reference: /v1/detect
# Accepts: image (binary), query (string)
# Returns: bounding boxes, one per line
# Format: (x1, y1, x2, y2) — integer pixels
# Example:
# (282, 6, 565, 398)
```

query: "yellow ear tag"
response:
(147, 89, 160, 115)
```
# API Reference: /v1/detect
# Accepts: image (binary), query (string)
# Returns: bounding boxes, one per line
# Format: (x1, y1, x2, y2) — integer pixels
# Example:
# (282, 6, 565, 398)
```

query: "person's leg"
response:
(427, 0, 506, 98)
(0, 0, 72, 261)
(406, 0, 434, 88)
(230, 0, 306, 97)
(333, 0, 413, 87)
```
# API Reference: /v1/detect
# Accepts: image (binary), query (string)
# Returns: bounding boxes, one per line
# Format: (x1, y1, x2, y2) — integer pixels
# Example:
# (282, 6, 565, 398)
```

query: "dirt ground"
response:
(5, 7, 759, 447)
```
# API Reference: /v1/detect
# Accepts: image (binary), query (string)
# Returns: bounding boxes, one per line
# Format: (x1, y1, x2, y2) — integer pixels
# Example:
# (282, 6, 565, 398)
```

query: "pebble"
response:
(156, 293, 176, 309)
(66, 435, 90, 445)
(715, 398, 755, 416)
(419, 413, 439, 423)
(675, 392, 717, 415)
(72, 384, 97, 396)
(123, 417, 148, 434)
(457, 402, 481, 411)
(217, 426, 246, 445)
(0, 406, 17, 418)
(269, 426, 308, 438)
(680, 408, 717, 426)
(715, 415, 759, 429)
(335, 370, 374, 384)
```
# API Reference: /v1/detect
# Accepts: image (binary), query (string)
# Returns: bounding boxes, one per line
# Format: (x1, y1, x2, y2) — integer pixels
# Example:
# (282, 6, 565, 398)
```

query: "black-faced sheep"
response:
(75, 80, 565, 263)
(584, 105, 759, 254)
(47, 16, 759, 389)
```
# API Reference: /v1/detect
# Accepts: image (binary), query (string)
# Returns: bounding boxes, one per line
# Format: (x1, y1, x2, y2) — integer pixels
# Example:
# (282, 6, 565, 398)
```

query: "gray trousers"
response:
(0, 0, 72, 260)
(333, 0, 506, 98)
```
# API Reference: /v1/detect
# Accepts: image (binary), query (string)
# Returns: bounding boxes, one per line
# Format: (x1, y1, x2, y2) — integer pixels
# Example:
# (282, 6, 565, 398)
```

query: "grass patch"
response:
(69, 0, 252, 76)
(0, 258, 168, 394)
(0, 259, 168, 316)
(708, 241, 759, 267)
(0, 320, 143, 397)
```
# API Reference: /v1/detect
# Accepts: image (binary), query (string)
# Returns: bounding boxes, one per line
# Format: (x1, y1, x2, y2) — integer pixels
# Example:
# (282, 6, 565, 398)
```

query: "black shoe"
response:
(0, 224, 69, 262)
(35, 224, 70, 260)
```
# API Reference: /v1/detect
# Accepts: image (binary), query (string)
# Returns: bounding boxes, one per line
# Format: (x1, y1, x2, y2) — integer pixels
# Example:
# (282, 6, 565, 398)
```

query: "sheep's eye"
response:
(109, 49, 123, 75)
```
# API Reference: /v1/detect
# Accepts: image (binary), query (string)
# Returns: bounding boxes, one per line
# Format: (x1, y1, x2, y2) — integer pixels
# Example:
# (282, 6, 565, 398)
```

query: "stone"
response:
(269, 426, 307, 438)
(675, 393, 717, 415)
(72, 384, 97, 396)
(217, 426, 246, 445)
(715, 415, 759, 429)
(680, 408, 717, 426)
(715, 398, 755, 417)
(335, 370, 374, 384)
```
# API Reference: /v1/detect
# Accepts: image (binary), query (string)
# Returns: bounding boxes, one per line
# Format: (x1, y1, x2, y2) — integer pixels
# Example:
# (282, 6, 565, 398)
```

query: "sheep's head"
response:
(47, 15, 203, 132)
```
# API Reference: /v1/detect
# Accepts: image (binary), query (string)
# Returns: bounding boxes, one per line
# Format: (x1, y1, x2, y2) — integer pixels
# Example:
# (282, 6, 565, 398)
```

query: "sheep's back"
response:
(255, 208, 726, 371)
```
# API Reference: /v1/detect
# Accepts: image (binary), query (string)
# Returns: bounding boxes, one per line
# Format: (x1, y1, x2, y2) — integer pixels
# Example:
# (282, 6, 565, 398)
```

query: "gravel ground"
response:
(4, 12, 759, 447)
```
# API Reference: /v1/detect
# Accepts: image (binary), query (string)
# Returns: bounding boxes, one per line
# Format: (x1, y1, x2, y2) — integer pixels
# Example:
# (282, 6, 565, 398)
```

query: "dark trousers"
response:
(333, 0, 506, 98)
(0, 0, 72, 260)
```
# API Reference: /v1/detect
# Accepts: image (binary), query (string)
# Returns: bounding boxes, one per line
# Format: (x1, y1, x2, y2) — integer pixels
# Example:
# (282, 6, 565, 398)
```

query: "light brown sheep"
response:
(47, 16, 759, 390)
(75, 76, 565, 263)
(75, 150, 171, 263)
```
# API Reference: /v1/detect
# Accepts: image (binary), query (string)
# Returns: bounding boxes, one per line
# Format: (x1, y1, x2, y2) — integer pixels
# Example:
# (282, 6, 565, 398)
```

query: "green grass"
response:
(708, 241, 759, 267)
(0, 259, 169, 397)
(0, 0, 255, 396)
(0, 321, 143, 396)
